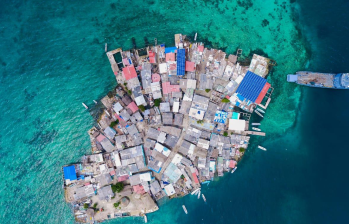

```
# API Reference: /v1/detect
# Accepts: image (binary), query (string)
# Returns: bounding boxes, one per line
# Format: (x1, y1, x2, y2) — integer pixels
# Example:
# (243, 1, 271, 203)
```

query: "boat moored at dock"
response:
(202, 194, 206, 203)
(287, 71, 349, 89)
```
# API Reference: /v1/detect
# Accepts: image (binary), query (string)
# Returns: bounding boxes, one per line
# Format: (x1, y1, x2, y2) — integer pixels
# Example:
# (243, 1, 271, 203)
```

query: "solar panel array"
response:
(236, 71, 267, 103)
(177, 49, 185, 76)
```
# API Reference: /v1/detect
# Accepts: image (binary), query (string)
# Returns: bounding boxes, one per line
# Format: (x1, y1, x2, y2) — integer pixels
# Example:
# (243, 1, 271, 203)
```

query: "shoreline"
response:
(62, 33, 275, 223)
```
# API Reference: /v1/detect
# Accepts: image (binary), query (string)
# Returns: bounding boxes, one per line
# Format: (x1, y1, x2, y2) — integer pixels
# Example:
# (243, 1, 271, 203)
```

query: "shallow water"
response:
(2, 0, 348, 223)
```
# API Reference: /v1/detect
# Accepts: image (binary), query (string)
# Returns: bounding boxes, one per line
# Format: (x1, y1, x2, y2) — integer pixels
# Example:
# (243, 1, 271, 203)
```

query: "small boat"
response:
(194, 33, 197, 41)
(255, 110, 264, 118)
(252, 127, 261, 131)
(258, 145, 267, 151)
(197, 191, 201, 199)
(256, 108, 265, 113)
(144, 215, 147, 223)
(191, 188, 200, 195)
(231, 167, 237, 173)
(201, 181, 210, 185)
(252, 123, 260, 126)
(202, 194, 206, 203)
(105, 43, 107, 52)
(82, 103, 88, 109)
(182, 205, 188, 214)
(93, 100, 97, 104)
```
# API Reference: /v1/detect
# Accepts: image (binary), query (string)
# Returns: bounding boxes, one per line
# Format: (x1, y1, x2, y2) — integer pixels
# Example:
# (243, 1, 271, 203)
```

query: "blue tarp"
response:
(236, 71, 267, 103)
(63, 166, 77, 181)
(214, 111, 228, 124)
(176, 49, 185, 75)
(165, 47, 177, 53)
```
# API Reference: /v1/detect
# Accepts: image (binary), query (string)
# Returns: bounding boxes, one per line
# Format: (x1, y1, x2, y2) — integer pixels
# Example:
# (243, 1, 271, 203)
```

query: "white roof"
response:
(228, 119, 246, 131)
(197, 139, 210, 149)
(155, 142, 171, 157)
(164, 184, 176, 196)
(135, 95, 146, 106)
(173, 102, 180, 112)
(172, 153, 183, 165)
(157, 132, 166, 143)
(99, 164, 108, 174)
(159, 63, 168, 74)
(112, 152, 121, 167)
(189, 108, 205, 120)
(235, 75, 243, 84)
(113, 102, 123, 113)
(139, 172, 152, 182)
(187, 79, 197, 89)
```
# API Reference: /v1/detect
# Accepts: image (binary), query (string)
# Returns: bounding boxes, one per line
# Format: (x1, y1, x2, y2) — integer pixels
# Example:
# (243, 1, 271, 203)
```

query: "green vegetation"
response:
(110, 120, 119, 127)
(239, 147, 246, 153)
(181, 175, 185, 179)
(154, 99, 162, 107)
(196, 120, 204, 124)
(205, 89, 211, 93)
(123, 82, 127, 86)
(93, 203, 98, 209)
(111, 182, 124, 193)
(128, 90, 132, 95)
(114, 202, 120, 208)
(83, 203, 89, 209)
(223, 131, 228, 137)
(221, 98, 230, 103)
(138, 105, 146, 112)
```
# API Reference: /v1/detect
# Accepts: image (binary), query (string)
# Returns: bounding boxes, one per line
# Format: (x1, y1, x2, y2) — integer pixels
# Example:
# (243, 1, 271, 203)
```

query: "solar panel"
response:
(177, 49, 185, 76)
(236, 71, 267, 103)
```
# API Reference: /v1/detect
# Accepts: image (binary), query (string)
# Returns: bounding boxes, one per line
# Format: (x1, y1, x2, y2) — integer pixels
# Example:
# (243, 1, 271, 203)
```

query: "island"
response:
(62, 33, 275, 223)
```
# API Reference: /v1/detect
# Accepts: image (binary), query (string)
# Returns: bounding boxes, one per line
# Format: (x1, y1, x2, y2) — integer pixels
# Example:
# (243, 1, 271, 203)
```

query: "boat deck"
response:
(296, 72, 334, 88)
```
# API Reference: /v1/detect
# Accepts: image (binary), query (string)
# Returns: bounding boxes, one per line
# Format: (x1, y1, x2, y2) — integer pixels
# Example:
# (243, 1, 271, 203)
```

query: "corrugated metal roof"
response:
(236, 71, 267, 103)
(177, 49, 185, 75)
(63, 166, 77, 181)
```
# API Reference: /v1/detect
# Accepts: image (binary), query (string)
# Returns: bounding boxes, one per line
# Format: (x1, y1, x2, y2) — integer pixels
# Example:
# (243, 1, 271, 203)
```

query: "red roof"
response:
(114, 113, 127, 127)
(109, 170, 116, 176)
(149, 51, 156, 63)
(166, 53, 176, 62)
(198, 45, 204, 52)
(148, 51, 155, 57)
(229, 160, 237, 168)
(255, 82, 271, 104)
(122, 65, 137, 81)
(123, 58, 130, 66)
(192, 172, 199, 184)
(118, 175, 129, 182)
(169, 63, 177, 71)
(185, 61, 196, 72)
(225, 95, 230, 99)
(127, 101, 139, 113)
(162, 82, 180, 94)
(133, 185, 146, 194)
(152, 73, 161, 82)
(149, 57, 156, 63)
(96, 134, 106, 142)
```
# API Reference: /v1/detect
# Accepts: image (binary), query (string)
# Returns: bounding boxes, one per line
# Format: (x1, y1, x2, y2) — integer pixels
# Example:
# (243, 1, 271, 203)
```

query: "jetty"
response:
(62, 33, 275, 223)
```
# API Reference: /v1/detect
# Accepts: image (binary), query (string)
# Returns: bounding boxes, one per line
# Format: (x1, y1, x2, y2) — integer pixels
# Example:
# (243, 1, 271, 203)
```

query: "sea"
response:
(0, 0, 349, 223)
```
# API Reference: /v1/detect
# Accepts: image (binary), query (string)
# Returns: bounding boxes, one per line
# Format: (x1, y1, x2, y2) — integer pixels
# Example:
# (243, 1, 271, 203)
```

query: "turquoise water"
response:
(2, 0, 349, 223)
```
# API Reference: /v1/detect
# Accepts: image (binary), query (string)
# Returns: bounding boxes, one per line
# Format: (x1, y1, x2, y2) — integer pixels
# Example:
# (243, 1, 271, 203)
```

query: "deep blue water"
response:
(1, 0, 349, 223)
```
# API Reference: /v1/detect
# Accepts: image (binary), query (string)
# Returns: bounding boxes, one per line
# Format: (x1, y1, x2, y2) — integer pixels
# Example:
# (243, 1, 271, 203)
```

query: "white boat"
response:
(256, 108, 265, 113)
(202, 194, 206, 203)
(252, 123, 260, 126)
(255, 110, 264, 118)
(252, 127, 261, 131)
(197, 191, 201, 199)
(93, 100, 97, 104)
(105, 43, 107, 52)
(231, 167, 237, 173)
(258, 145, 267, 151)
(182, 205, 188, 214)
(194, 33, 197, 41)
(191, 188, 200, 195)
(82, 103, 88, 109)
(144, 215, 147, 223)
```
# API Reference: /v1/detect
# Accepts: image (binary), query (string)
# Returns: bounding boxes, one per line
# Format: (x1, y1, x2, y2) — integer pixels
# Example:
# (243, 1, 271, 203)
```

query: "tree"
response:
(138, 105, 146, 112)
(111, 182, 124, 193)
(110, 120, 119, 128)
(205, 89, 211, 93)
(154, 99, 162, 107)
(93, 203, 98, 209)
(196, 120, 204, 124)
(223, 131, 228, 137)
(128, 90, 132, 95)
(239, 147, 246, 153)
(83, 203, 89, 209)
(221, 98, 230, 103)
(114, 202, 120, 208)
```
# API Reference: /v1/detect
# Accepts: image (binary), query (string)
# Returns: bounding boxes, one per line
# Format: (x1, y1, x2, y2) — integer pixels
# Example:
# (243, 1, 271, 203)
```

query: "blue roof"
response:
(63, 166, 77, 181)
(176, 49, 185, 76)
(236, 71, 267, 103)
(165, 47, 177, 53)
